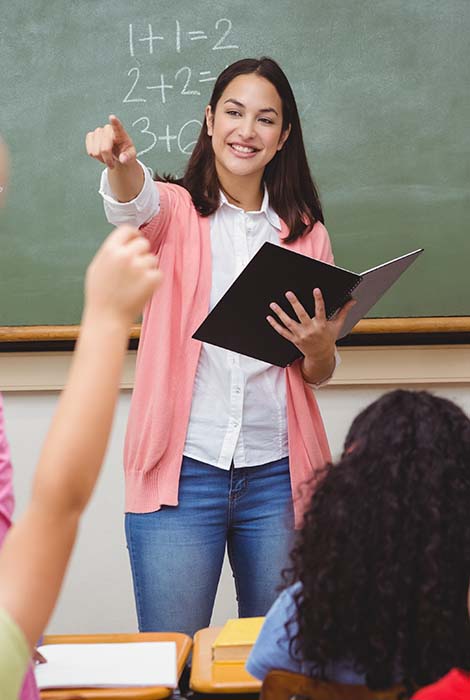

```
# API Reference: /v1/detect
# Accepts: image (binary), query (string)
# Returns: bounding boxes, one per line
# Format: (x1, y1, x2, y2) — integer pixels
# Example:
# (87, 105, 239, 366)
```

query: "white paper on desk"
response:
(34, 642, 177, 689)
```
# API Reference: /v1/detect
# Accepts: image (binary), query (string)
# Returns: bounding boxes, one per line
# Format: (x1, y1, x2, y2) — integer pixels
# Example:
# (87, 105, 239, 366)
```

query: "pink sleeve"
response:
(312, 221, 334, 265)
(140, 183, 183, 255)
(19, 668, 40, 700)
(0, 395, 40, 700)
(0, 394, 14, 527)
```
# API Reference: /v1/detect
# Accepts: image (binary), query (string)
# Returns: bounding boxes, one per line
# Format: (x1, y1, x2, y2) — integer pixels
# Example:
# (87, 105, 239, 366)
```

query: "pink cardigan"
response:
(0, 394, 14, 529)
(0, 395, 39, 700)
(124, 183, 333, 528)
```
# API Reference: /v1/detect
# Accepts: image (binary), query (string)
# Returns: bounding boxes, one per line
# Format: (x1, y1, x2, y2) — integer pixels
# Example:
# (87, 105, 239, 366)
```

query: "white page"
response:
(35, 641, 177, 689)
(338, 249, 423, 338)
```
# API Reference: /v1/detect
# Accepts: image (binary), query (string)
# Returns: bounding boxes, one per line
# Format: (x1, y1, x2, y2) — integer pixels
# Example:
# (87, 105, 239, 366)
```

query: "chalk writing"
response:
(123, 66, 218, 104)
(178, 119, 202, 154)
(128, 18, 239, 57)
(212, 19, 238, 50)
(147, 74, 174, 104)
(139, 24, 164, 54)
(122, 17, 240, 159)
(175, 67, 201, 96)
(198, 70, 217, 83)
(123, 67, 146, 103)
(132, 117, 157, 156)
(133, 118, 202, 156)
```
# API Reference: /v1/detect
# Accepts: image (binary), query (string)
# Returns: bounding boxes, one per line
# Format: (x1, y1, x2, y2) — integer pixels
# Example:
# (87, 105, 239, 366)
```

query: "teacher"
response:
(86, 57, 352, 637)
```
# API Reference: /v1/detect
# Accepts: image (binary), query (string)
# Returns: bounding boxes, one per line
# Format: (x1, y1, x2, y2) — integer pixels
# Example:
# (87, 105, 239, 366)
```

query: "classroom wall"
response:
(1, 345, 469, 634)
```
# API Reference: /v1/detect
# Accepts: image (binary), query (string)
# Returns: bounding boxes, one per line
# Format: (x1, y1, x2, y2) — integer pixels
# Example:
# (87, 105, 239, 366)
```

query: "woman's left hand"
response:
(267, 288, 355, 382)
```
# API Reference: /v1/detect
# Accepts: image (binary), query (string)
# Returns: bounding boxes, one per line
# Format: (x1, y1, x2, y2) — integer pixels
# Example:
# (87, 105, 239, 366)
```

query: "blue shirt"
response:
(246, 582, 365, 683)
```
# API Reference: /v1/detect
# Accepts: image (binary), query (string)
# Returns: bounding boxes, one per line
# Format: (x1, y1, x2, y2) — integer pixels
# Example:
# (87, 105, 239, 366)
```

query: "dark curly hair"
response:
(285, 389, 470, 690)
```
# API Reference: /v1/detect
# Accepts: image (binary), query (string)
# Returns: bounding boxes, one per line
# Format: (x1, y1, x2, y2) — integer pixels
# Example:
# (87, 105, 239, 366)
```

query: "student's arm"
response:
(86, 115, 144, 203)
(0, 225, 160, 649)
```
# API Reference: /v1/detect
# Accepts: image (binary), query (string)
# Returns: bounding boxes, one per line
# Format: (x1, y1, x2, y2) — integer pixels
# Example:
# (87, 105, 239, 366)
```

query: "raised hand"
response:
(85, 225, 161, 324)
(86, 115, 137, 169)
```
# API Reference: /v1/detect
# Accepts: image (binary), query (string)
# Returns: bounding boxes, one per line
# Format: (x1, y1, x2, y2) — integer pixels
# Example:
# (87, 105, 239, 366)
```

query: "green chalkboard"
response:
(1, 0, 469, 326)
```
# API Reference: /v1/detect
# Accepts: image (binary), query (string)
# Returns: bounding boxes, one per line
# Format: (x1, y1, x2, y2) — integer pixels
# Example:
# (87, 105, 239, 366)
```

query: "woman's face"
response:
(205, 73, 290, 186)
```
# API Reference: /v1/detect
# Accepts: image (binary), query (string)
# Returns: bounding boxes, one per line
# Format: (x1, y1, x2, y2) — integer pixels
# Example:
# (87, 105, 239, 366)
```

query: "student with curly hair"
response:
(247, 389, 470, 691)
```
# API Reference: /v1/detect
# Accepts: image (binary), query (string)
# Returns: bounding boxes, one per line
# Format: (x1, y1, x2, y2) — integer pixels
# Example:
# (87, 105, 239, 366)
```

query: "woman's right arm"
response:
(86, 115, 143, 202)
(86, 115, 159, 229)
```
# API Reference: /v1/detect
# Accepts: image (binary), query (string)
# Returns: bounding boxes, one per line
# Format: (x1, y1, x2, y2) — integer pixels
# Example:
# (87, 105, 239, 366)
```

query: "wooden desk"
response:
(39, 632, 192, 700)
(190, 626, 261, 694)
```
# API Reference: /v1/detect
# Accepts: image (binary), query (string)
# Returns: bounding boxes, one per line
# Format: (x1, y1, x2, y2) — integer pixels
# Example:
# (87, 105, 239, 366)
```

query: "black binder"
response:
(192, 243, 423, 367)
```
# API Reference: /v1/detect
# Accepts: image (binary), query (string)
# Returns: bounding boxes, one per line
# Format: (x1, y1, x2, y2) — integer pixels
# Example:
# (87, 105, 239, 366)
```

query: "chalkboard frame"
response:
(2, 2, 469, 330)
(1, 317, 470, 352)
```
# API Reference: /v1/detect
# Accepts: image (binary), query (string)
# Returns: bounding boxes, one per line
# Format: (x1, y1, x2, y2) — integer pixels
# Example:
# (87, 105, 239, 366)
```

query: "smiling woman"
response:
(85, 56, 352, 641)
(204, 74, 291, 207)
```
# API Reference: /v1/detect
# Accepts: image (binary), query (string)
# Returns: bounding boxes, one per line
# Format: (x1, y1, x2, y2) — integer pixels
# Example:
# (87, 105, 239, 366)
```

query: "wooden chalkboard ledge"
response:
(0, 318, 470, 346)
(354, 318, 470, 334)
(0, 325, 141, 342)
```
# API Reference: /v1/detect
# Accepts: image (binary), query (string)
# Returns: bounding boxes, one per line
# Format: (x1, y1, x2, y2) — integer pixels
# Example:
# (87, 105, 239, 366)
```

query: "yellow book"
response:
(212, 617, 265, 663)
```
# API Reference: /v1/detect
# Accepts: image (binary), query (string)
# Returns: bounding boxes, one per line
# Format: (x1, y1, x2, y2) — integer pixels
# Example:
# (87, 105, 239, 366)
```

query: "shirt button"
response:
(234, 387, 241, 394)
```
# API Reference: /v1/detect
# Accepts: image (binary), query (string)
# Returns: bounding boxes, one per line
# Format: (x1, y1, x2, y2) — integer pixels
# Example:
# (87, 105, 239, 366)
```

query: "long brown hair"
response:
(157, 58, 324, 242)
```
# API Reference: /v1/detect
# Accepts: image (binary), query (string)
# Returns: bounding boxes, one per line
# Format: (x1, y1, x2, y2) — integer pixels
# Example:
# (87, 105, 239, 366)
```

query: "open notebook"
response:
(338, 248, 423, 338)
(193, 244, 423, 367)
(34, 641, 177, 689)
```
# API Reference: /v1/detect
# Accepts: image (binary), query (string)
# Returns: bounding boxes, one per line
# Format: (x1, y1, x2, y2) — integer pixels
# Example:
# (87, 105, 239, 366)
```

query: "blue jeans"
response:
(125, 456, 294, 637)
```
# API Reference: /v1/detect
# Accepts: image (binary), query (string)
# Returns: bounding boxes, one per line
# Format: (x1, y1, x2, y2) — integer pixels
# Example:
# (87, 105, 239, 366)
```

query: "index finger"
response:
(109, 114, 128, 139)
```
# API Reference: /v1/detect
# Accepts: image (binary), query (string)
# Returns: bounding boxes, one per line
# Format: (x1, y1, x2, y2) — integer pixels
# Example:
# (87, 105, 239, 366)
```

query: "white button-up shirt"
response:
(100, 162, 335, 470)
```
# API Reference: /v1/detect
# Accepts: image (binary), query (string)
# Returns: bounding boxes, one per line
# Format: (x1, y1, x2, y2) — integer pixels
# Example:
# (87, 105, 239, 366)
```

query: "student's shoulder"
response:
(263, 583, 302, 632)
(246, 584, 303, 681)
(275, 582, 302, 607)
(0, 607, 30, 700)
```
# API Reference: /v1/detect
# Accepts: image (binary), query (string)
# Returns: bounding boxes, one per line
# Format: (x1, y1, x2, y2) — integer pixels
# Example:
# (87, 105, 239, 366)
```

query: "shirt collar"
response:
(219, 187, 282, 231)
